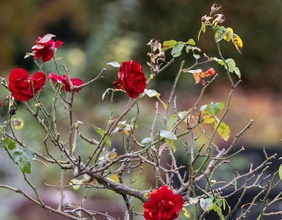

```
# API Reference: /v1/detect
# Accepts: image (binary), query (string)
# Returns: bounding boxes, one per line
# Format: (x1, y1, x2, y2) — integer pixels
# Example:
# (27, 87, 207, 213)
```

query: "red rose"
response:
(32, 33, 63, 62)
(144, 186, 184, 220)
(48, 73, 83, 93)
(113, 60, 146, 98)
(8, 68, 46, 102)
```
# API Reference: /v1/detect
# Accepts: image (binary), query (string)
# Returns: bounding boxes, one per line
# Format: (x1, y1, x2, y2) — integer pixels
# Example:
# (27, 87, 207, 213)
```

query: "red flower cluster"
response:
(48, 73, 84, 93)
(8, 68, 46, 102)
(113, 60, 146, 98)
(32, 34, 63, 62)
(144, 186, 184, 220)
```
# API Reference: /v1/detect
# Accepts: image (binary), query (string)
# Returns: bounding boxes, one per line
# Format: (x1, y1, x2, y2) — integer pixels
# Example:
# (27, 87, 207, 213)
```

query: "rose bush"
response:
(143, 186, 184, 220)
(8, 68, 46, 101)
(112, 60, 146, 98)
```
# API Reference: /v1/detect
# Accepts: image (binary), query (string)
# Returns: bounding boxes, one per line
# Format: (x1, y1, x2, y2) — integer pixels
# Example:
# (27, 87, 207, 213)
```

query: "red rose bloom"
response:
(144, 186, 184, 220)
(32, 33, 63, 62)
(48, 73, 83, 93)
(8, 68, 46, 102)
(113, 60, 146, 98)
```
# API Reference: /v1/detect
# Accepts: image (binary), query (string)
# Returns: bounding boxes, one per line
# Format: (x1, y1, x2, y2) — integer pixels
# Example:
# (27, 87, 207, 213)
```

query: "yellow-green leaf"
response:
(215, 121, 230, 141)
(182, 207, 190, 218)
(234, 67, 241, 78)
(162, 40, 177, 51)
(92, 125, 112, 147)
(165, 138, 177, 152)
(224, 58, 236, 73)
(70, 179, 84, 190)
(167, 114, 179, 131)
(198, 23, 206, 40)
(13, 118, 24, 130)
(187, 38, 196, 45)
(203, 115, 216, 124)
(232, 33, 243, 54)
(223, 27, 233, 42)
(108, 174, 120, 183)
(279, 164, 282, 180)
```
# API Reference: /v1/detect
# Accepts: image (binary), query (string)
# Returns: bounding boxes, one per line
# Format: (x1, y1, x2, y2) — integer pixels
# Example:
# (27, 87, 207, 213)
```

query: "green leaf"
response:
(215, 121, 230, 141)
(13, 149, 33, 174)
(92, 125, 112, 147)
(18, 158, 31, 174)
(212, 204, 225, 220)
(107, 61, 120, 68)
(279, 164, 282, 180)
(211, 57, 241, 78)
(13, 151, 22, 163)
(212, 57, 225, 66)
(210, 102, 224, 114)
(178, 111, 189, 120)
(165, 138, 177, 152)
(145, 89, 167, 109)
(21, 148, 35, 160)
(167, 114, 179, 131)
(160, 130, 177, 140)
(234, 67, 241, 78)
(200, 102, 224, 115)
(162, 40, 177, 51)
(141, 137, 152, 144)
(171, 41, 185, 57)
(200, 197, 213, 211)
(224, 58, 236, 73)
(4, 137, 17, 150)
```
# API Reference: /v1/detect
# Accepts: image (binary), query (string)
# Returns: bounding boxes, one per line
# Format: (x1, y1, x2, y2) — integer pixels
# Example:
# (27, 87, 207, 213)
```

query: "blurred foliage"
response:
(1, 0, 282, 94)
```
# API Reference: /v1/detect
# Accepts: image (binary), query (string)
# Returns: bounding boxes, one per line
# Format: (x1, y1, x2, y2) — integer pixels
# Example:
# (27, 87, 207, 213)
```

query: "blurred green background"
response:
(1, 0, 282, 93)
(1, 0, 282, 219)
